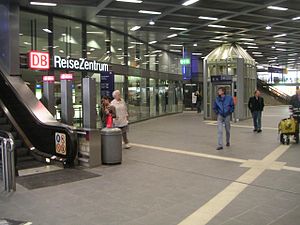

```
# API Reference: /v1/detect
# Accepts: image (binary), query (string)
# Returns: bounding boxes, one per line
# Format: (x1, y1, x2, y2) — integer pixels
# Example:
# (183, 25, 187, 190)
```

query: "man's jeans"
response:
(217, 114, 231, 147)
(252, 111, 262, 130)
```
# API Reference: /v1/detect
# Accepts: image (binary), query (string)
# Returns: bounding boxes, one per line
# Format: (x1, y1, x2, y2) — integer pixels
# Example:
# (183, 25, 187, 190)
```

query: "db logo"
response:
(28, 51, 50, 70)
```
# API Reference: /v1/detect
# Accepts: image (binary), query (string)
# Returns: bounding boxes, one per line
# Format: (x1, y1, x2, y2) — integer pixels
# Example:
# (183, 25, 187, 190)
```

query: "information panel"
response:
(100, 71, 115, 98)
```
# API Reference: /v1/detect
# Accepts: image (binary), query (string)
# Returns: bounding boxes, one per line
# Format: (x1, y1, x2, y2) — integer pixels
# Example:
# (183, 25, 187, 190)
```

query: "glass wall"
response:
(19, 10, 184, 128)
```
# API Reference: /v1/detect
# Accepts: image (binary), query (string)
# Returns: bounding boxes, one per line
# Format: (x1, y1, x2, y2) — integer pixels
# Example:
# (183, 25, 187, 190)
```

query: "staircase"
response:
(257, 79, 291, 105)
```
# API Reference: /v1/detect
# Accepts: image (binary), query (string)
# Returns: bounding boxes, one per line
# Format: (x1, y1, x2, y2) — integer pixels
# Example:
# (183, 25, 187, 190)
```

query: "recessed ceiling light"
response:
(193, 43, 198, 47)
(87, 52, 91, 55)
(274, 41, 287, 44)
(271, 46, 276, 49)
(19, 33, 23, 36)
(128, 45, 135, 49)
(138, 10, 161, 15)
(59, 49, 64, 53)
(149, 20, 155, 25)
(170, 44, 183, 47)
(90, 48, 95, 51)
(130, 41, 143, 45)
(167, 34, 178, 38)
(273, 33, 287, 38)
(276, 48, 287, 51)
(23, 42, 31, 45)
(105, 39, 111, 42)
(170, 49, 182, 53)
(267, 6, 288, 11)
(116, 0, 143, 3)
(30, 2, 57, 6)
(254, 55, 263, 57)
(182, 0, 199, 6)
(292, 16, 300, 21)
(209, 40, 224, 43)
(152, 50, 162, 53)
(170, 27, 188, 31)
(149, 41, 157, 44)
(86, 31, 104, 34)
(252, 52, 262, 54)
(244, 42, 256, 45)
(288, 58, 295, 60)
(192, 52, 202, 56)
(130, 26, 141, 31)
(61, 33, 66, 36)
(288, 53, 298, 56)
(239, 38, 255, 41)
(266, 25, 272, 30)
(198, 16, 218, 21)
(208, 24, 227, 28)
(42, 28, 52, 33)
(247, 46, 259, 49)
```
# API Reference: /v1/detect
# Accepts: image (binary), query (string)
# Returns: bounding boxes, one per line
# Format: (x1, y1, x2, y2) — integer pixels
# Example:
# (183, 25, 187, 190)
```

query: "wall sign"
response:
(28, 51, 50, 70)
(55, 132, 66, 155)
(54, 55, 109, 72)
(211, 75, 232, 83)
(60, 73, 74, 80)
(100, 71, 115, 98)
(42, 75, 55, 82)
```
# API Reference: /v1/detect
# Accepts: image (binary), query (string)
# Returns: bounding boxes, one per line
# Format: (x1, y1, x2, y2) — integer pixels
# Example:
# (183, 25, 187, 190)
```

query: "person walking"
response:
(248, 90, 264, 133)
(213, 87, 234, 150)
(100, 96, 116, 128)
(111, 90, 131, 149)
(195, 91, 202, 113)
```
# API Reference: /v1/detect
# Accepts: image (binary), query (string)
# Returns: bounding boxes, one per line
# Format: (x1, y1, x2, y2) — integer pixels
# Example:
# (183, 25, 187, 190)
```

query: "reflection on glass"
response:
(149, 79, 157, 117)
(87, 25, 107, 62)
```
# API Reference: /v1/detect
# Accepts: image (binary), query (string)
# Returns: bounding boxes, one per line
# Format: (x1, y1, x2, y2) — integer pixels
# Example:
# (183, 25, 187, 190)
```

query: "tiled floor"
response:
(1, 106, 300, 225)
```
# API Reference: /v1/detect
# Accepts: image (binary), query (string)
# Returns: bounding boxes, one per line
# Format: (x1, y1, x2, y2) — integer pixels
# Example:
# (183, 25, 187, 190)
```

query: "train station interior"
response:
(1, 0, 300, 225)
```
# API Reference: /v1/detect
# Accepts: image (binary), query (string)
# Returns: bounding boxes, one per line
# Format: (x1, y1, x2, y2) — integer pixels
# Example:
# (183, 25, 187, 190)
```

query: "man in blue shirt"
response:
(213, 87, 235, 150)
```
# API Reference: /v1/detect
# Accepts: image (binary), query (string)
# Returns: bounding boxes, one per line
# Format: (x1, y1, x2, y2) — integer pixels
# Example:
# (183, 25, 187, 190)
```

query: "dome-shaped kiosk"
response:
(203, 43, 257, 121)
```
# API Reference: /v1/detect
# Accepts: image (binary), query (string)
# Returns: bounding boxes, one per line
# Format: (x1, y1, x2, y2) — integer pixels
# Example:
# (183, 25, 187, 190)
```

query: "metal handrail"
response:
(0, 130, 15, 192)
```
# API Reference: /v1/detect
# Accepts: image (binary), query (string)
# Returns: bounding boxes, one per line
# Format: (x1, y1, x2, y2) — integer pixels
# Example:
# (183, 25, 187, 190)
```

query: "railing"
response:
(0, 130, 15, 192)
(257, 79, 291, 104)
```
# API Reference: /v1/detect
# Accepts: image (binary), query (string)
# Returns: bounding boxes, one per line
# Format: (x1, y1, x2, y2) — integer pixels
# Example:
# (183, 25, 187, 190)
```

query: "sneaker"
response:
(257, 129, 262, 133)
(125, 144, 131, 149)
(253, 129, 257, 132)
(226, 143, 230, 147)
(216, 146, 223, 150)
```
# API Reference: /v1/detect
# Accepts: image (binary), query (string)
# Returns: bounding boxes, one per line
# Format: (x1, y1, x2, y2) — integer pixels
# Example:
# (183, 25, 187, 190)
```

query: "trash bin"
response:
(101, 128, 122, 164)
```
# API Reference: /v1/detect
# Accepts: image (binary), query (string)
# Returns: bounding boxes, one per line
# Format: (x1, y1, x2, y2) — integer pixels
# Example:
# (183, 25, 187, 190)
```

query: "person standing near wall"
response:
(248, 90, 264, 133)
(213, 87, 234, 150)
(111, 90, 131, 149)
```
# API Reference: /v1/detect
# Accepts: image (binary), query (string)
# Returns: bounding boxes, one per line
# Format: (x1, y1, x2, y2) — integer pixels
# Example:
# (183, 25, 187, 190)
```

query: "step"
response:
(0, 117, 7, 124)
(0, 124, 12, 132)
(15, 147, 29, 158)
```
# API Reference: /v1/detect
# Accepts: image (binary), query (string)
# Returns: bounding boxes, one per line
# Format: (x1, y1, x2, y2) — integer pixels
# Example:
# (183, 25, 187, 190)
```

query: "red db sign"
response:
(28, 51, 50, 70)
(60, 73, 73, 80)
(42, 76, 55, 82)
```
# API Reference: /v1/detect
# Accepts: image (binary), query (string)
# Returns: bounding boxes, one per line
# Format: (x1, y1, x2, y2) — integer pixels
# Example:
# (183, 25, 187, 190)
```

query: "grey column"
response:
(82, 77, 96, 129)
(43, 81, 55, 116)
(236, 58, 245, 121)
(0, 0, 20, 75)
(203, 59, 208, 119)
(61, 80, 73, 125)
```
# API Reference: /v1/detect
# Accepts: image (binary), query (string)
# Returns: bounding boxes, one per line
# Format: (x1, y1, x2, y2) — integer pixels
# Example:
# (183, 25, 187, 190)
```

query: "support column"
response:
(61, 80, 73, 125)
(0, 0, 20, 75)
(43, 81, 55, 116)
(82, 77, 96, 129)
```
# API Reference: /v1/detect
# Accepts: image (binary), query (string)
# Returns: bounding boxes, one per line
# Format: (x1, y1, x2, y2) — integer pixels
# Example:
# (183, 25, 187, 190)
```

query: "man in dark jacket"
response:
(290, 88, 300, 109)
(213, 87, 234, 150)
(248, 90, 264, 133)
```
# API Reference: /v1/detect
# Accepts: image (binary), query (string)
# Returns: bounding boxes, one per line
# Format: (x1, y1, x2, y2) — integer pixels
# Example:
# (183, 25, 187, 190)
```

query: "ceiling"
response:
(19, 0, 300, 69)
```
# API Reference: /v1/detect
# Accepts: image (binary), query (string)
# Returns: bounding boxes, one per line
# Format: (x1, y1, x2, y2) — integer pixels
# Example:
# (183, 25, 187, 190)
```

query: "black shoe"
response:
(226, 143, 230, 147)
(216, 147, 223, 150)
(253, 129, 257, 132)
(257, 129, 262, 133)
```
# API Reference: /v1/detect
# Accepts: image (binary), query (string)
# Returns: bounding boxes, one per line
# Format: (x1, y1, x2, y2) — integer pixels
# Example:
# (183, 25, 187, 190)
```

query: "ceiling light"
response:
(276, 48, 287, 51)
(252, 52, 262, 54)
(182, 0, 199, 6)
(170, 44, 183, 47)
(170, 49, 182, 53)
(192, 52, 202, 56)
(116, 0, 142, 3)
(130, 26, 141, 31)
(267, 6, 288, 11)
(105, 39, 111, 42)
(86, 31, 104, 34)
(254, 55, 263, 57)
(149, 20, 155, 25)
(30, 2, 57, 6)
(149, 41, 157, 44)
(42, 28, 52, 33)
(61, 33, 66, 36)
(244, 42, 256, 45)
(87, 52, 91, 55)
(138, 10, 161, 15)
(23, 42, 31, 45)
(240, 38, 255, 41)
(128, 45, 135, 49)
(198, 16, 218, 21)
(167, 34, 178, 38)
(288, 53, 298, 56)
(273, 33, 287, 38)
(288, 58, 295, 61)
(59, 50, 64, 53)
(130, 41, 143, 45)
(19, 33, 23, 36)
(292, 16, 300, 21)
(118, 48, 123, 50)
(247, 46, 258, 49)
(170, 27, 188, 31)
(274, 41, 286, 44)
(271, 46, 276, 49)
(152, 50, 162, 53)
(193, 43, 198, 47)
(208, 24, 226, 28)
(267, 57, 277, 59)
(209, 40, 224, 43)
(266, 25, 272, 30)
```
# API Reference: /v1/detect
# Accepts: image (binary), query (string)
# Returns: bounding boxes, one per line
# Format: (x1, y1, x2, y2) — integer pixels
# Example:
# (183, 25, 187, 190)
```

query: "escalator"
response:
(0, 65, 78, 173)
